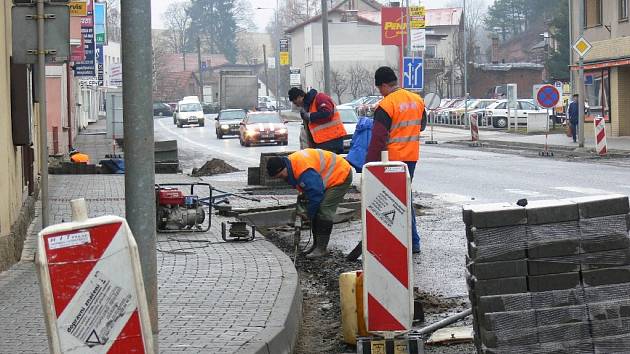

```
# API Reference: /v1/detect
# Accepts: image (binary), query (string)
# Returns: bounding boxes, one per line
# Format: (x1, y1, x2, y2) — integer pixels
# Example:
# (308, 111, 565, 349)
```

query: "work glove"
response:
(300, 109, 311, 121)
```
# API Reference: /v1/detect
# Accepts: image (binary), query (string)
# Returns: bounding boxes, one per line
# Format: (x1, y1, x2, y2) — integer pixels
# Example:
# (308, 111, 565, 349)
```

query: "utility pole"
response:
(568, 0, 575, 95)
(197, 36, 204, 102)
(263, 45, 270, 97)
(463, 0, 468, 123)
(121, 0, 158, 349)
(37, 0, 49, 227)
(275, 0, 281, 108)
(578, 0, 585, 147)
(322, 0, 331, 95)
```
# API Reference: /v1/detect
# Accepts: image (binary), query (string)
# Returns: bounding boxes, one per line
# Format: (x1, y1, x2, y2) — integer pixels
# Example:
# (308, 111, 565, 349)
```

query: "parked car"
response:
(356, 96, 383, 117)
(339, 96, 375, 110)
(455, 99, 497, 125)
(203, 103, 220, 115)
(239, 112, 288, 147)
(215, 109, 247, 139)
(153, 102, 172, 117)
(174, 98, 205, 128)
(485, 99, 553, 128)
(338, 106, 359, 152)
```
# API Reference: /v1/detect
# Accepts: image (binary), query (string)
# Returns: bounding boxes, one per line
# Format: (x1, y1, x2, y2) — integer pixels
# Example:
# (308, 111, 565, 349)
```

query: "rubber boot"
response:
(306, 219, 333, 259)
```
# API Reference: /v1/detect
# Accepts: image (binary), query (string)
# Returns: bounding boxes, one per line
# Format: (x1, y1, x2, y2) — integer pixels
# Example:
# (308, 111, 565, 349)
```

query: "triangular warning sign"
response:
(382, 210, 396, 223)
(86, 329, 102, 347)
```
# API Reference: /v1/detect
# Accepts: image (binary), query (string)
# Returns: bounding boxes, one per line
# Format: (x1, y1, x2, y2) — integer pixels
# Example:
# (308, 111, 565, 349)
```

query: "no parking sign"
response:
(535, 84, 560, 109)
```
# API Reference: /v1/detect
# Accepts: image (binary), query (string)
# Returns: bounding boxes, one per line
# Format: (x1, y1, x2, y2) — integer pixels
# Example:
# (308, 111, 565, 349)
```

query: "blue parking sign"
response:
(403, 57, 423, 90)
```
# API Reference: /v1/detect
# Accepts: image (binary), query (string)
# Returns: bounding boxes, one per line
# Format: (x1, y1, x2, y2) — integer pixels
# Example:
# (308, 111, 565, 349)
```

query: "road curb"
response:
(445, 139, 630, 158)
(236, 239, 302, 354)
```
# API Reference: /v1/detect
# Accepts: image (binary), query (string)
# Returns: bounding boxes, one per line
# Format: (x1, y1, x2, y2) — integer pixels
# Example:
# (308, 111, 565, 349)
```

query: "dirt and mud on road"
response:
(259, 195, 476, 354)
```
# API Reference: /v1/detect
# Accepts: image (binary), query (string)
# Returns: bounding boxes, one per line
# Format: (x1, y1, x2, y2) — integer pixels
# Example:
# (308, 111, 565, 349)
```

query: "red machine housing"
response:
(157, 188, 185, 206)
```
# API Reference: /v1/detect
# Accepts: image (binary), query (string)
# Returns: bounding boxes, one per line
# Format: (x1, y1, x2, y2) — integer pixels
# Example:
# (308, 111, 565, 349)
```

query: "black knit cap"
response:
(288, 87, 306, 102)
(374, 66, 398, 86)
(266, 157, 285, 177)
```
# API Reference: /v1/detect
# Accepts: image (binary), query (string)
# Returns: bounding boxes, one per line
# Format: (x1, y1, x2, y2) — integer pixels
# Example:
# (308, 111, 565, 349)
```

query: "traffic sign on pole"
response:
(535, 84, 561, 109)
(572, 36, 592, 58)
(37, 213, 154, 353)
(402, 57, 423, 90)
(362, 159, 414, 335)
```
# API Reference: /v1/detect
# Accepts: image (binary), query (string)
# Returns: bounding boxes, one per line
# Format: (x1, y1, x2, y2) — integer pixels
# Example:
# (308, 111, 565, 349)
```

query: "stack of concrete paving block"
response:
(463, 195, 630, 353)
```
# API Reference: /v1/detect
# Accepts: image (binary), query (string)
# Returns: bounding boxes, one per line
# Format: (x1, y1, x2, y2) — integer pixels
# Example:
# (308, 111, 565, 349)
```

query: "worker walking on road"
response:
(266, 149, 352, 258)
(288, 87, 347, 154)
(366, 66, 425, 254)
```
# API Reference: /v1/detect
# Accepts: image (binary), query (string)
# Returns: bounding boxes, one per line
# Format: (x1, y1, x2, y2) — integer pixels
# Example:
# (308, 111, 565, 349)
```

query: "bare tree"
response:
(152, 36, 169, 99)
(236, 34, 260, 65)
(162, 1, 191, 55)
(330, 69, 348, 103)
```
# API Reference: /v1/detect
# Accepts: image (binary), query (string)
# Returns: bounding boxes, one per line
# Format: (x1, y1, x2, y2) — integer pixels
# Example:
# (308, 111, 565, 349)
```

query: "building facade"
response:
(0, 0, 41, 271)
(571, 0, 630, 137)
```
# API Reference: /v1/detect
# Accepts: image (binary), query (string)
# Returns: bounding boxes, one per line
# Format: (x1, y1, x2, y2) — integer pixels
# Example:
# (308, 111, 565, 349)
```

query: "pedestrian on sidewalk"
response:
(288, 87, 347, 154)
(568, 94, 579, 143)
(366, 66, 425, 254)
(266, 148, 352, 258)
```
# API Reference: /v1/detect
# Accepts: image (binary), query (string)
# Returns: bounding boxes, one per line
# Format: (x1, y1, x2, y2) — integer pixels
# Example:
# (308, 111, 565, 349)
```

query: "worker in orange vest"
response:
(69, 148, 90, 164)
(288, 87, 347, 153)
(366, 66, 425, 254)
(266, 149, 352, 258)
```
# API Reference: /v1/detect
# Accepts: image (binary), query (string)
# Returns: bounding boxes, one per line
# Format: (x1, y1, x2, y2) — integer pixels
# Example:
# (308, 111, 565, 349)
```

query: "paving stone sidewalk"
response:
(0, 122, 300, 353)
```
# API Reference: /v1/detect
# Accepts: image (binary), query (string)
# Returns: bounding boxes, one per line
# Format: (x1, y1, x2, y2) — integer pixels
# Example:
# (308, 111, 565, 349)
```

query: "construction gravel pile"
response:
(191, 159, 239, 176)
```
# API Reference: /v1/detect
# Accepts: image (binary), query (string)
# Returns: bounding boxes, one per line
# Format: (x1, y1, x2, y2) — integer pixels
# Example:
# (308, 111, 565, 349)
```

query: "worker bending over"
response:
(266, 148, 352, 258)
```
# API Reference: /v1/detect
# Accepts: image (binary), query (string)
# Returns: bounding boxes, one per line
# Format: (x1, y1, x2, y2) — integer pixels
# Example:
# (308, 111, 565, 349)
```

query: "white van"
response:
(173, 97, 204, 128)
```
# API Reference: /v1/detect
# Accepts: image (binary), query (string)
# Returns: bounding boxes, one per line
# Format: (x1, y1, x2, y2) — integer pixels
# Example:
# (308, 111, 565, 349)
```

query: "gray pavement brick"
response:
(0, 173, 298, 354)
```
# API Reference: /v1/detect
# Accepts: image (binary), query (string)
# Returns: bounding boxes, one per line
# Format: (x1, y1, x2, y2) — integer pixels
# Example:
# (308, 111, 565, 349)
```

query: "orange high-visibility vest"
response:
(378, 89, 425, 161)
(288, 149, 351, 189)
(70, 153, 89, 164)
(308, 100, 347, 144)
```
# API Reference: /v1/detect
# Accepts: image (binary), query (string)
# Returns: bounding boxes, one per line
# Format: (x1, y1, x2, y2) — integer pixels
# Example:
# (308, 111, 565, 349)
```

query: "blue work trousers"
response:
(406, 162, 420, 250)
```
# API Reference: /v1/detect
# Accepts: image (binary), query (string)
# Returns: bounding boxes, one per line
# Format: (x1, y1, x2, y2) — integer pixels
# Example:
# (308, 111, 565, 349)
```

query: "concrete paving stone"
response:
(592, 334, 630, 353)
(591, 318, 630, 338)
(537, 322, 591, 344)
(588, 300, 630, 321)
(582, 266, 630, 287)
(470, 224, 527, 247)
(528, 260, 580, 276)
(464, 202, 527, 228)
(468, 241, 527, 263)
(569, 194, 630, 219)
(525, 199, 579, 225)
(472, 276, 528, 297)
(528, 239, 581, 259)
(527, 272, 581, 292)
(581, 248, 630, 269)
(484, 310, 536, 331)
(581, 235, 630, 254)
(480, 325, 539, 349)
(468, 258, 528, 280)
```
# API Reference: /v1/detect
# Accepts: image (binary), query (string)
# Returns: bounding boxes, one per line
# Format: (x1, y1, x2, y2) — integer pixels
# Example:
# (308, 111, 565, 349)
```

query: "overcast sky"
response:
(150, 0, 491, 32)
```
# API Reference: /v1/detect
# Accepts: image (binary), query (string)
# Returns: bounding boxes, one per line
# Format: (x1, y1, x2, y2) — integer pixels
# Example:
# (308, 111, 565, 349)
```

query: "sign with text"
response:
(74, 1, 95, 77)
(289, 67, 301, 87)
(68, 1, 87, 17)
(381, 7, 407, 46)
(279, 52, 289, 66)
(96, 44, 104, 85)
(409, 6, 425, 51)
(94, 2, 107, 44)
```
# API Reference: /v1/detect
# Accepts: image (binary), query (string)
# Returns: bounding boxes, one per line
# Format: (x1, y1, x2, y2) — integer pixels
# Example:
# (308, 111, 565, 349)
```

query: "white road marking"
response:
(156, 119, 259, 165)
(504, 189, 551, 197)
(552, 186, 616, 195)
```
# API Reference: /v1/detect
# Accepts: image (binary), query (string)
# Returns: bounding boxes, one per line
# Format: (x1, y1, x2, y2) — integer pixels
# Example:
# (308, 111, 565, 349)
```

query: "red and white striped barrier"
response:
(470, 113, 479, 142)
(594, 116, 607, 156)
(362, 159, 414, 335)
(37, 210, 154, 353)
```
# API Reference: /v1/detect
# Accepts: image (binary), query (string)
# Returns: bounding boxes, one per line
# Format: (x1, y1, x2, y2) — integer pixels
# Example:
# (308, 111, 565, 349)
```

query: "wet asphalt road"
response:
(154, 116, 630, 300)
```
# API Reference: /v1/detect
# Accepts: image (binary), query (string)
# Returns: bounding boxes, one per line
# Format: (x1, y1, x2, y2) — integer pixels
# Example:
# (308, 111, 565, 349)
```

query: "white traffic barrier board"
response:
(37, 215, 154, 353)
(362, 161, 414, 335)
(594, 116, 607, 156)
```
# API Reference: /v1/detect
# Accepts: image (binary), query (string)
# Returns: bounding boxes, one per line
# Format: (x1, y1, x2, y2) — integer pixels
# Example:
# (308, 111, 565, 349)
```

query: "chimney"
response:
(491, 33, 500, 64)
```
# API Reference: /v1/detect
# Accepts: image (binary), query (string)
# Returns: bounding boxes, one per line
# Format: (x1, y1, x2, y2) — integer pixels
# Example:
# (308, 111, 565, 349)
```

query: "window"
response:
(519, 101, 538, 110)
(585, 0, 603, 27)
(425, 45, 437, 59)
(621, 0, 628, 20)
(585, 68, 611, 122)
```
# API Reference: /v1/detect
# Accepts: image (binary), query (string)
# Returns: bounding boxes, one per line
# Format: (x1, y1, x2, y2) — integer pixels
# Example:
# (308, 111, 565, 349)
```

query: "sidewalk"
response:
(428, 125, 630, 153)
(0, 124, 301, 354)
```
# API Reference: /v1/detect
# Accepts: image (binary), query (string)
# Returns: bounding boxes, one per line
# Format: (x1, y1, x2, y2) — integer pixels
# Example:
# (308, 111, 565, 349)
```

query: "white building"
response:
(103, 41, 122, 87)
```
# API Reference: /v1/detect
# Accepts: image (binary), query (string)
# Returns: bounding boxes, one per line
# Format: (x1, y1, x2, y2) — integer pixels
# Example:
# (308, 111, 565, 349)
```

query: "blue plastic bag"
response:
(345, 117, 373, 173)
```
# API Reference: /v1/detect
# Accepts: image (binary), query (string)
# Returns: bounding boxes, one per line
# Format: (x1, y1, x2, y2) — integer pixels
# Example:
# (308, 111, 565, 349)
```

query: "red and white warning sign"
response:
(361, 161, 414, 334)
(37, 215, 154, 353)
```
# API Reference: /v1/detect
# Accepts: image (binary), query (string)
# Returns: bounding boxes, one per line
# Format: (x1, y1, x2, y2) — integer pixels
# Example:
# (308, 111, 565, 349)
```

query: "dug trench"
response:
(258, 198, 475, 354)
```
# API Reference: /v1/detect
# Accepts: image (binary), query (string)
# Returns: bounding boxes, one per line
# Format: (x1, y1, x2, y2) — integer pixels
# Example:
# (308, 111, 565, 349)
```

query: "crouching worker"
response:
(69, 148, 89, 164)
(266, 149, 352, 258)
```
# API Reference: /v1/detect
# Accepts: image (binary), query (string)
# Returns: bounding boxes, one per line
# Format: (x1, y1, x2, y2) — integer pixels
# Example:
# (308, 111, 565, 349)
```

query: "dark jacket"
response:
(568, 101, 579, 124)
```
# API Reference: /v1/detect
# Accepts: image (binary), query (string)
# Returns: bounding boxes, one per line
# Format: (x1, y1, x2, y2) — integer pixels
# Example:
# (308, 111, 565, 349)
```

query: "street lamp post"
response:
(256, 5, 281, 109)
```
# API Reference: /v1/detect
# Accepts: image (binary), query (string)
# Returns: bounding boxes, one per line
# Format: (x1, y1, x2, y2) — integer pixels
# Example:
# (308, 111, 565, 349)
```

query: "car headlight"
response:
(276, 128, 287, 134)
(246, 129, 258, 136)
(221, 124, 229, 129)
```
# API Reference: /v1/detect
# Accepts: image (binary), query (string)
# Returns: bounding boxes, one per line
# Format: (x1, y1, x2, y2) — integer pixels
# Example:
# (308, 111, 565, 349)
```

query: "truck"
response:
(219, 70, 258, 111)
